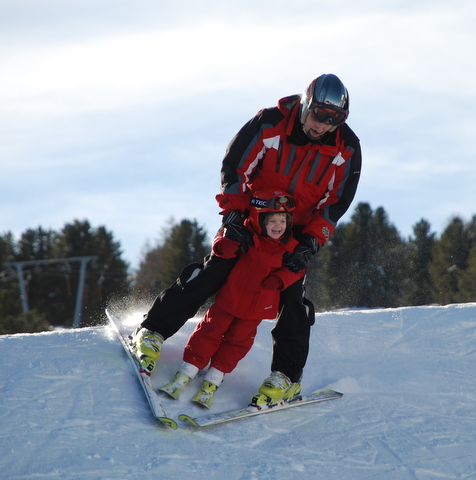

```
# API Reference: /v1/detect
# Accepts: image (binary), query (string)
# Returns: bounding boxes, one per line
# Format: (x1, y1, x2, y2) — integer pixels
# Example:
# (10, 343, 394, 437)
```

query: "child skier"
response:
(159, 188, 305, 408)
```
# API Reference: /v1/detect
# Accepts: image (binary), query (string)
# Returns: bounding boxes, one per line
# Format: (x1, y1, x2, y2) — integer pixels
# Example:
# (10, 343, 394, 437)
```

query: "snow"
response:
(1, 303, 476, 480)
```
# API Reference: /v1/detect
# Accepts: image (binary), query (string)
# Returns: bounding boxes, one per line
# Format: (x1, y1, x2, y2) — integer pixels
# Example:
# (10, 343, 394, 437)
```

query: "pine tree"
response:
(458, 246, 476, 302)
(133, 242, 166, 299)
(12, 227, 65, 326)
(53, 220, 130, 326)
(16, 227, 56, 260)
(0, 232, 15, 264)
(0, 233, 33, 333)
(305, 245, 330, 309)
(322, 203, 406, 309)
(405, 220, 436, 306)
(367, 207, 408, 308)
(134, 218, 210, 297)
(429, 217, 471, 304)
(453, 215, 476, 302)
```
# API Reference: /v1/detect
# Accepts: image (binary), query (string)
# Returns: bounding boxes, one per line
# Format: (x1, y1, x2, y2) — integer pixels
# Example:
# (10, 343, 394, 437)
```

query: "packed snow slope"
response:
(1, 303, 476, 480)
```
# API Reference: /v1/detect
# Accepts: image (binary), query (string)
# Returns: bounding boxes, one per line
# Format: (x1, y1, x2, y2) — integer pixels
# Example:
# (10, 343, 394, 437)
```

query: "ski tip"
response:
(105, 308, 119, 323)
(178, 414, 199, 427)
(158, 417, 178, 430)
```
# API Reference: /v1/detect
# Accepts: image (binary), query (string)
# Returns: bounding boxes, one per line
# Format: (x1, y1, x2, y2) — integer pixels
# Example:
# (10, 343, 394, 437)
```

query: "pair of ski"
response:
(106, 310, 342, 429)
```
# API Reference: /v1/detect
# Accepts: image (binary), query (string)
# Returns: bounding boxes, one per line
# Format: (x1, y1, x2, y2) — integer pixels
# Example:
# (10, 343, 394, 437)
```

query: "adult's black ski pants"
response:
(141, 254, 315, 383)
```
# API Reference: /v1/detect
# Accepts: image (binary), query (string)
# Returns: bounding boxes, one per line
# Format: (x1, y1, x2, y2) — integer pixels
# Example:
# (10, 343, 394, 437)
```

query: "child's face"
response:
(265, 213, 288, 239)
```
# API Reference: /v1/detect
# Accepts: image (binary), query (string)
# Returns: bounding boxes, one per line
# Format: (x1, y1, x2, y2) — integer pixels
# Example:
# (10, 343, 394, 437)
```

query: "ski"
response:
(106, 309, 178, 430)
(178, 388, 342, 428)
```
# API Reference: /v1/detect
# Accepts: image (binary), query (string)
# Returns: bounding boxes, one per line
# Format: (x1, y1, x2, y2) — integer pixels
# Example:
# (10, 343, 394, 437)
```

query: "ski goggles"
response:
(309, 104, 347, 126)
(250, 195, 295, 212)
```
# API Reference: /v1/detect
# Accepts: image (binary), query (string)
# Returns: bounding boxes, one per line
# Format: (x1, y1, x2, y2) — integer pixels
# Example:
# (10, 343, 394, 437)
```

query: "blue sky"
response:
(1, 0, 475, 270)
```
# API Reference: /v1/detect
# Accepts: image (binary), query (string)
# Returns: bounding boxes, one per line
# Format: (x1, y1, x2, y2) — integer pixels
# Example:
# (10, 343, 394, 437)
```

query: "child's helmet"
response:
(249, 188, 295, 237)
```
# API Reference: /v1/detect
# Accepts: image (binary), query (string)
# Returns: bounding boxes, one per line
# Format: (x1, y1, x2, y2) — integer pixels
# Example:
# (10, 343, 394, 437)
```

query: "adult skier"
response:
(131, 73, 362, 406)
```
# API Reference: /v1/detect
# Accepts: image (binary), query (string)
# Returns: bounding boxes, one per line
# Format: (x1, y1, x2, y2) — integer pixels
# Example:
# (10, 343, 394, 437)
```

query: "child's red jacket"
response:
(213, 220, 305, 321)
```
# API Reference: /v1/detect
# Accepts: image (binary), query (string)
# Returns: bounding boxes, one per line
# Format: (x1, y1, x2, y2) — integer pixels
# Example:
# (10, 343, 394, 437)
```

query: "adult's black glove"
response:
(221, 209, 253, 252)
(283, 234, 319, 273)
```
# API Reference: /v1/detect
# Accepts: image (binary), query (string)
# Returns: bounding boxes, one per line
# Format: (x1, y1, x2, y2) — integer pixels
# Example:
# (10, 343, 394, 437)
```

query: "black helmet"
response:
(300, 74, 349, 128)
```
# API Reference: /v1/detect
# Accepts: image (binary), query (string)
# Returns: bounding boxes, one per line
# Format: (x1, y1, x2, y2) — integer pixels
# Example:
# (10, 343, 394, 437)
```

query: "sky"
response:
(1, 302, 476, 478)
(1, 0, 475, 270)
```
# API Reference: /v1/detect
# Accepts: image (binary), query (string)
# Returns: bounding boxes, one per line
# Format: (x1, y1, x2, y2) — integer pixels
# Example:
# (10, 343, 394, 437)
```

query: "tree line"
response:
(0, 220, 130, 334)
(1, 204, 475, 334)
(307, 203, 476, 309)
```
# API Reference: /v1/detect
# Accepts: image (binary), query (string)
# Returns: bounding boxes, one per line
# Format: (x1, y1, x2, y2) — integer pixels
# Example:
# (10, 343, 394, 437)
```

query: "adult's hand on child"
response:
(283, 234, 319, 273)
(212, 236, 240, 259)
(221, 209, 253, 252)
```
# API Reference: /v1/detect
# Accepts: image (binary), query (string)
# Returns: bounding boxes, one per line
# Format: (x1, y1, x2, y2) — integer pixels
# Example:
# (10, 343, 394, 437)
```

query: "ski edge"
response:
(105, 309, 178, 430)
(178, 388, 343, 428)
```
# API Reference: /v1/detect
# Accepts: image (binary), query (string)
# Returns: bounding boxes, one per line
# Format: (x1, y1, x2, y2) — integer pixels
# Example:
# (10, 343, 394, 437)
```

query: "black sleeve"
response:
(328, 124, 362, 224)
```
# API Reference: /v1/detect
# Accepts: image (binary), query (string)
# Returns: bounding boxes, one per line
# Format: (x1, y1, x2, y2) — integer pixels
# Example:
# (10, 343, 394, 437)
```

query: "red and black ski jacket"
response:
(216, 95, 362, 246)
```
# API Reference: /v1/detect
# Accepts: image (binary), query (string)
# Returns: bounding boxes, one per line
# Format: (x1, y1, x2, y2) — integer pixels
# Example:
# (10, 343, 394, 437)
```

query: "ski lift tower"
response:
(6, 256, 98, 328)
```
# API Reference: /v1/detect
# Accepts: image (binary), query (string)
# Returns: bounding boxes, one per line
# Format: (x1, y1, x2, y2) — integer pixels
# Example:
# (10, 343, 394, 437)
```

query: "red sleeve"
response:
(303, 127, 362, 245)
(272, 267, 305, 290)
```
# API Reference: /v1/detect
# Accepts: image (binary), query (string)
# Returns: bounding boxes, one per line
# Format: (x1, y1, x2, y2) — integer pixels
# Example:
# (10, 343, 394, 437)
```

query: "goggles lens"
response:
(309, 104, 346, 126)
(250, 195, 295, 211)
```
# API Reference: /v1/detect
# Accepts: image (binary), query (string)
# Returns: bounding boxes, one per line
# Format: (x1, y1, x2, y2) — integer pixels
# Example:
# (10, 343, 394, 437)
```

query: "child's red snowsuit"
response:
(183, 220, 304, 374)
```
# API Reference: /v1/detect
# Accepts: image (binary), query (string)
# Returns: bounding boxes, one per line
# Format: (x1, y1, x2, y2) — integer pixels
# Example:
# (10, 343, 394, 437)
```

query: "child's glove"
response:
(261, 275, 284, 290)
